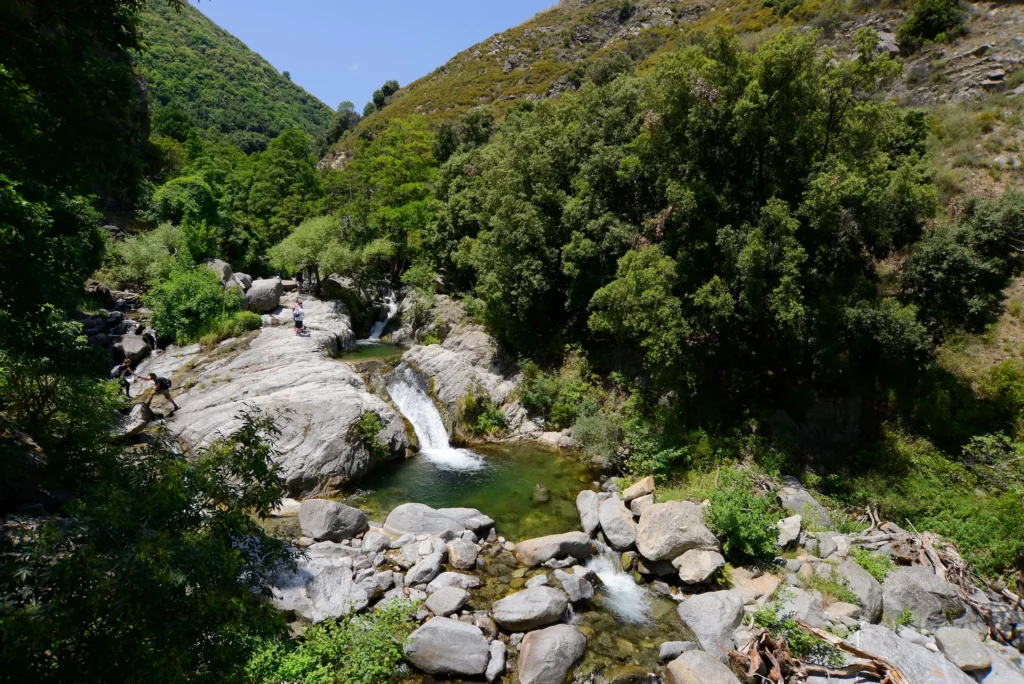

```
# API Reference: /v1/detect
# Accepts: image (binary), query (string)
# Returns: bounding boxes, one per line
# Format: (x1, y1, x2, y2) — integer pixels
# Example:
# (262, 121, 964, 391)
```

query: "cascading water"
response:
(387, 365, 484, 471)
(366, 290, 399, 342)
(585, 542, 654, 625)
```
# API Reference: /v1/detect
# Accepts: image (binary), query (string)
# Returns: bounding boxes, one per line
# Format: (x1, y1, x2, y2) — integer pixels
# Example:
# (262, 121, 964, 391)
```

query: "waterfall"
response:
(585, 542, 654, 625)
(386, 365, 484, 471)
(367, 290, 399, 342)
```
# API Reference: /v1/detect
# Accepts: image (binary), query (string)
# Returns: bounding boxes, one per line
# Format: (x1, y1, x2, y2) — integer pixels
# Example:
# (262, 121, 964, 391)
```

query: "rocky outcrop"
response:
(517, 624, 587, 684)
(268, 542, 371, 622)
(404, 617, 491, 677)
(882, 566, 966, 629)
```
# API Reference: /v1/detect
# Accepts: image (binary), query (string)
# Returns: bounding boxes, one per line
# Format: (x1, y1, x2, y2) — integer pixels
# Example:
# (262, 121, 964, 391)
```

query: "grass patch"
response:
(803, 567, 859, 606)
(851, 548, 896, 583)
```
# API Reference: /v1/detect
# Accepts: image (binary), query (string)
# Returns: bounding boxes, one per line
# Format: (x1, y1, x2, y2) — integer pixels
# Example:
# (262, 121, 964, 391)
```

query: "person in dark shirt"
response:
(145, 372, 180, 411)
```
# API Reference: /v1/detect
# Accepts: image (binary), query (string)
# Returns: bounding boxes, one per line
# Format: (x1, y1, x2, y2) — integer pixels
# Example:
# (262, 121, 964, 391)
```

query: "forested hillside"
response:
(138, 0, 332, 152)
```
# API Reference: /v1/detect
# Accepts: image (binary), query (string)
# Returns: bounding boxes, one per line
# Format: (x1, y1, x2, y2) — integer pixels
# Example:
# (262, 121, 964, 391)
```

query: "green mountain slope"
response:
(137, 0, 332, 152)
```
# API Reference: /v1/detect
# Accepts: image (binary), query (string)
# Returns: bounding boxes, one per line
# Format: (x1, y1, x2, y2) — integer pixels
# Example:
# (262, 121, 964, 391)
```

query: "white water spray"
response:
(585, 542, 654, 625)
(367, 290, 399, 341)
(387, 365, 484, 471)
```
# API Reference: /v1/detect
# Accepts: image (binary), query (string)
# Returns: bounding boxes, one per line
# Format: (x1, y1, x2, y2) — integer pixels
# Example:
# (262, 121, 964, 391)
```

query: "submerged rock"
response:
(518, 624, 587, 684)
(404, 617, 490, 677)
(491, 586, 568, 632)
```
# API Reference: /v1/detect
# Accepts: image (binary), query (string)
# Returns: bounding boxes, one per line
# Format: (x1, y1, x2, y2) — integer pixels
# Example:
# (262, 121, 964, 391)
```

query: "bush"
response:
(851, 548, 896, 584)
(459, 393, 507, 436)
(246, 599, 418, 684)
(753, 591, 844, 666)
(704, 469, 784, 565)
(146, 262, 244, 344)
(519, 351, 601, 430)
(573, 412, 623, 468)
(897, 0, 967, 54)
(99, 223, 182, 290)
(351, 411, 390, 462)
(148, 175, 218, 225)
(197, 310, 263, 348)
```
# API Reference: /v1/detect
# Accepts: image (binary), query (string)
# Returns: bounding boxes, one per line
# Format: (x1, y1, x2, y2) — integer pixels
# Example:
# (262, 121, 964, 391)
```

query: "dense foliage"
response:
(145, 261, 246, 344)
(897, 0, 968, 54)
(139, 0, 332, 152)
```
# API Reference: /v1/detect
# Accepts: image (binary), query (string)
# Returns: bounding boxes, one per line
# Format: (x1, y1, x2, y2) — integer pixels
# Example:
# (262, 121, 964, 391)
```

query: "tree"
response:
(267, 215, 342, 292)
(897, 0, 967, 53)
(324, 101, 360, 151)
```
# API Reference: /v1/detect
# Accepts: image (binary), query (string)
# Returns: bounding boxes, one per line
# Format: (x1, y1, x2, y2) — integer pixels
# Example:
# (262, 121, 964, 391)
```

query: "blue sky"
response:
(190, 0, 555, 111)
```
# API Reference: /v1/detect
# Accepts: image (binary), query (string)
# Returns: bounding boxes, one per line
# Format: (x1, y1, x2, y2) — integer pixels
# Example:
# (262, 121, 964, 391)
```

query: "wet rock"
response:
(486, 639, 506, 682)
(525, 574, 549, 588)
(518, 624, 587, 684)
(636, 501, 718, 562)
(299, 500, 368, 542)
(447, 537, 480, 570)
(425, 586, 470, 617)
(882, 566, 965, 629)
(576, 490, 600, 535)
(427, 571, 482, 594)
(407, 552, 445, 586)
(676, 590, 745, 662)
(673, 549, 725, 584)
(660, 640, 697, 661)
(777, 515, 801, 547)
(553, 569, 594, 602)
(599, 496, 638, 550)
(778, 587, 827, 629)
(622, 476, 655, 503)
(777, 476, 831, 527)
(934, 627, 991, 672)
(404, 617, 490, 677)
(837, 558, 882, 623)
(384, 503, 467, 537)
(532, 483, 551, 504)
(666, 649, 742, 684)
(514, 531, 593, 568)
(492, 586, 568, 632)
(852, 623, 975, 684)
(245, 278, 283, 313)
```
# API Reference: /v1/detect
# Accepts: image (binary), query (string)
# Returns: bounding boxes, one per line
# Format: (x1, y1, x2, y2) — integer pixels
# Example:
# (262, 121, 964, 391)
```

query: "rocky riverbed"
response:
(262, 475, 1024, 684)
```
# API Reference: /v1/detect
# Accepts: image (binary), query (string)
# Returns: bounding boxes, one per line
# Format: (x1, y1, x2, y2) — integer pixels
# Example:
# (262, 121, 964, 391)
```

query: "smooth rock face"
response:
(425, 586, 470, 617)
(673, 549, 725, 584)
(777, 514, 802, 547)
(447, 538, 480, 570)
(622, 476, 655, 503)
(636, 501, 718, 561)
(882, 566, 966, 629)
(666, 650, 742, 684)
(245, 278, 283, 313)
(853, 623, 976, 684)
(576, 490, 600, 535)
(837, 558, 882, 623)
(404, 617, 490, 677)
(384, 503, 468, 537)
(269, 544, 369, 622)
(660, 641, 698, 662)
(934, 627, 991, 672)
(676, 590, 745, 661)
(777, 476, 831, 527)
(298, 500, 368, 541)
(598, 496, 638, 550)
(491, 586, 568, 632)
(514, 531, 593, 568)
(554, 569, 594, 602)
(153, 300, 406, 497)
(518, 624, 587, 684)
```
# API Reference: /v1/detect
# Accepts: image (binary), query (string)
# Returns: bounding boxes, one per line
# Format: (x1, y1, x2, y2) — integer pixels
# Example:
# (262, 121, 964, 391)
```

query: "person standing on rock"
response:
(293, 301, 305, 335)
(144, 372, 180, 412)
(110, 358, 136, 398)
(295, 270, 304, 294)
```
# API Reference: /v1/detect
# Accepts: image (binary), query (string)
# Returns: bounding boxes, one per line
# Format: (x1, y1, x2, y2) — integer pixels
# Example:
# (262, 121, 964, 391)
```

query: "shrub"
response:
(246, 599, 418, 684)
(352, 411, 390, 462)
(753, 591, 844, 666)
(803, 567, 859, 605)
(897, 0, 967, 54)
(99, 223, 182, 290)
(146, 262, 244, 344)
(518, 351, 601, 430)
(704, 469, 784, 565)
(851, 548, 896, 584)
(459, 393, 507, 436)
(197, 310, 263, 348)
(148, 175, 218, 225)
(572, 412, 623, 467)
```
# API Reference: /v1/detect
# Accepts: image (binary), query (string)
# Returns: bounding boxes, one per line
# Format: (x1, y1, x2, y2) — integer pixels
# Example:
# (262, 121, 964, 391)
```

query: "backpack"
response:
(154, 376, 172, 391)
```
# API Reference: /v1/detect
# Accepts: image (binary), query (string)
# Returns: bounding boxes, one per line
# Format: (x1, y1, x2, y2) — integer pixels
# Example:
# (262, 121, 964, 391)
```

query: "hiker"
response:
(145, 372, 180, 411)
(110, 358, 136, 397)
(295, 270, 304, 294)
(293, 301, 305, 335)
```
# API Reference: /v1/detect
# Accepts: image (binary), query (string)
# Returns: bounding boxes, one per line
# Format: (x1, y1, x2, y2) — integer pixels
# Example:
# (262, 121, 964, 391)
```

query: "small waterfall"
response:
(585, 542, 654, 625)
(387, 365, 484, 471)
(367, 290, 399, 342)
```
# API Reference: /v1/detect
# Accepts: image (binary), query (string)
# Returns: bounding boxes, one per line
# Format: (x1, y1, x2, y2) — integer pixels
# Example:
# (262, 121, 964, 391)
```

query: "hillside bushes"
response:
(145, 262, 245, 344)
(897, 0, 967, 54)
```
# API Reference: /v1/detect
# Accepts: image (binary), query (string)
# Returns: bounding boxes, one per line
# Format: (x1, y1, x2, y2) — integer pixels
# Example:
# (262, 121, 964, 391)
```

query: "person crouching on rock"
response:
(145, 373, 180, 412)
(110, 358, 136, 398)
(293, 301, 305, 335)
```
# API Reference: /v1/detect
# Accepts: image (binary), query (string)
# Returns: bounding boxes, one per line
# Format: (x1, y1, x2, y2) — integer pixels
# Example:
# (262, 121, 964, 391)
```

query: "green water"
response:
(337, 342, 405, 362)
(345, 442, 596, 541)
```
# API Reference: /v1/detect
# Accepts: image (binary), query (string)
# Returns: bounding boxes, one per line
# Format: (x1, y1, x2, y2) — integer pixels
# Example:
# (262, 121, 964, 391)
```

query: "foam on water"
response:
(585, 543, 654, 625)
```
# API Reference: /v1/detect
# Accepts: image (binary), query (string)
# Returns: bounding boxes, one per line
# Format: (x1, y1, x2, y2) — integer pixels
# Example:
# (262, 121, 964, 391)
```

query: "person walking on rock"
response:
(110, 358, 136, 397)
(293, 301, 305, 335)
(144, 372, 179, 412)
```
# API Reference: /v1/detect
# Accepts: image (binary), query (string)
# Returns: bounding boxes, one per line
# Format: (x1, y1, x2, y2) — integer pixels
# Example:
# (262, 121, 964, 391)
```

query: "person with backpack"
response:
(110, 358, 136, 397)
(145, 372, 180, 411)
(292, 301, 305, 335)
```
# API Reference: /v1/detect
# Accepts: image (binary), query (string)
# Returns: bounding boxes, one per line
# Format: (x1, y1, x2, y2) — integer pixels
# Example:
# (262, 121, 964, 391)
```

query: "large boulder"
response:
(933, 627, 991, 672)
(298, 500, 368, 541)
(514, 531, 593, 568)
(673, 549, 725, 584)
(112, 335, 152, 364)
(245, 278, 283, 313)
(837, 558, 882, 623)
(636, 501, 718, 562)
(118, 403, 154, 437)
(155, 305, 408, 497)
(778, 587, 827, 629)
(0, 423, 47, 513)
(518, 624, 587, 684)
(853, 623, 976, 684)
(676, 590, 745, 661)
(576, 490, 600, 535)
(882, 566, 966, 629)
(598, 496, 637, 550)
(425, 586, 470, 617)
(206, 259, 233, 285)
(666, 650, 741, 684)
(447, 538, 480, 570)
(427, 572, 481, 594)
(491, 586, 568, 632)
(384, 503, 469, 537)
(268, 543, 369, 622)
(777, 476, 830, 528)
(404, 617, 491, 677)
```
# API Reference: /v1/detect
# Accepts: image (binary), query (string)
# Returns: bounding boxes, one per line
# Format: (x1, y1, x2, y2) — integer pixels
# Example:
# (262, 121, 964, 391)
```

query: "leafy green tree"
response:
(150, 175, 219, 225)
(267, 215, 342, 290)
(151, 103, 194, 142)
(145, 261, 244, 344)
(323, 101, 360, 152)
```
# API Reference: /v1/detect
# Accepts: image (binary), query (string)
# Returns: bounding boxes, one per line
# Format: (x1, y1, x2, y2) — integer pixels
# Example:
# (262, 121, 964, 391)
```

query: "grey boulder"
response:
(576, 490, 600, 535)
(553, 569, 594, 602)
(298, 499, 368, 542)
(113, 335, 151, 364)
(882, 566, 966, 629)
(636, 500, 718, 561)
(447, 537, 480, 570)
(427, 571, 482, 594)
(485, 639, 506, 682)
(598, 496, 637, 550)
(425, 586, 470, 617)
(518, 624, 587, 684)
(673, 549, 725, 584)
(837, 558, 882, 623)
(666, 650, 742, 684)
(777, 476, 830, 528)
(778, 587, 827, 628)
(852, 623, 976, 684)
(660, 640, 698, 661)
(933, 627, 991, 672)
(491, 586, 568, 632)
(404, 617, 490, 677)
(622, 475, 655, 503)
(245, 278, 282, 313)
(777, 514, 802, 547)
(406, 552, 444, 586)
(514, 531, 592, 568)
(384, 503, 467, 537)
(676, 590, 745, 661)
(630, 493, 655, 517)
(268, 545, 369, 622)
